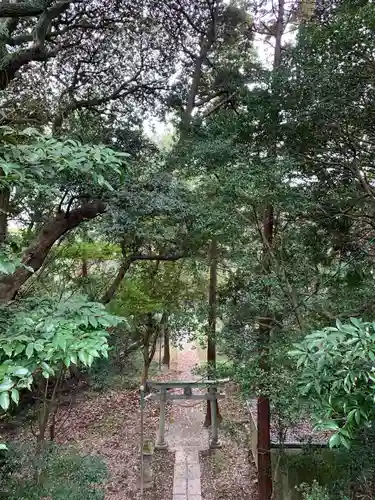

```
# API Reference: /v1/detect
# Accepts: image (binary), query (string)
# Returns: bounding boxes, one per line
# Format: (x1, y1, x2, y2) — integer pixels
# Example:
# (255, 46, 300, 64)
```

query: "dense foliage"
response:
(0, 0, 375, 498)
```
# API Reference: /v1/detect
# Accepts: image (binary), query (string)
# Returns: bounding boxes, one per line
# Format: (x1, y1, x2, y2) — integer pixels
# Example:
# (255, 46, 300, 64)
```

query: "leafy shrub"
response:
(86, 329, 144, 391)
(297, 481, 331, 500)
(0, 295, 124, 443)
(0, 442, 107, 500)
(284, 427, 375, 499)
(290, 318, 375, 446)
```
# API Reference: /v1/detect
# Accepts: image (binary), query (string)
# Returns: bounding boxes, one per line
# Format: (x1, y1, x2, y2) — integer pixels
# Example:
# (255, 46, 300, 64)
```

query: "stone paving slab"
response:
(172, 449, 202, 497)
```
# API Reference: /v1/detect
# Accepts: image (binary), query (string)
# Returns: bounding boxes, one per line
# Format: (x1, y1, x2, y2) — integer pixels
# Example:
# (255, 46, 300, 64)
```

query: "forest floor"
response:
(3, 343, 257, 500)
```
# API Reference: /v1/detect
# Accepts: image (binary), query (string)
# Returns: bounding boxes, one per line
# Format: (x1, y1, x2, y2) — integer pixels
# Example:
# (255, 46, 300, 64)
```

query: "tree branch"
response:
(100, 251, 186, 304)
(0, 2, 46, 18)
(201, 92, 237, 119)
(0, 46, 58, 89)
(131, 252, 186, 261)
(0, 200, 106, 303)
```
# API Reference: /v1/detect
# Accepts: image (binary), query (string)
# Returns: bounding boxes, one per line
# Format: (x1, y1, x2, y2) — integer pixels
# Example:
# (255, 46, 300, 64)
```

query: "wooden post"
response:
(140, 385, 145, 495)
(155, 388, 168, 449)
(209, 386, 222, 449)
(142, 440, 154, 487)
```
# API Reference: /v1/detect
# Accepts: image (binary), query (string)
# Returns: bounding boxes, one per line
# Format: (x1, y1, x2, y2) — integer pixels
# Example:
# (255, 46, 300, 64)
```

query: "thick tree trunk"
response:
(204, 239, 222, 427)
(257, 2, 284, 497)
(181, 9, 217, 130)
(0, 200, 106, 303)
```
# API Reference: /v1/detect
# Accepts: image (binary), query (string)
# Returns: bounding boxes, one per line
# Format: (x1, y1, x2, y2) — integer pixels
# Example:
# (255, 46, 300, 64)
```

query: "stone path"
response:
(165, 341, 209, 500)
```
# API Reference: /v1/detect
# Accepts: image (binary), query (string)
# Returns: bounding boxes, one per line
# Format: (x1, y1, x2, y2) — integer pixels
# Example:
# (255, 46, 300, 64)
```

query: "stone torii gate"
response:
(147, 378, 229, 449)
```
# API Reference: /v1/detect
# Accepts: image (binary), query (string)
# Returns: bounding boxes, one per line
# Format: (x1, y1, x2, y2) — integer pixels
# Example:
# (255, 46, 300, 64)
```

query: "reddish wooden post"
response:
(257, 396, 272, 500)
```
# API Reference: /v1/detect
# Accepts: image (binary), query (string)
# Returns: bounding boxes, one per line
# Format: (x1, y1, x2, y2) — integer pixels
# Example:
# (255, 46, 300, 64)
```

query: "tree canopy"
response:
(1, 1, 375, 499)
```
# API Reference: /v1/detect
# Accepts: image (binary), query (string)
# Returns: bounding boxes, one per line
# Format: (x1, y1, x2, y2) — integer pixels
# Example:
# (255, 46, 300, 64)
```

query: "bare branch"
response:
(131, 252, 186, 262)
(202, 91, 237, 118)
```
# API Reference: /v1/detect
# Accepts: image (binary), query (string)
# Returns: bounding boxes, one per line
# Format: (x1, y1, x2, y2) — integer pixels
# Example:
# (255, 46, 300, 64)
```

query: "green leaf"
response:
(0, 378, 13, 392)
(347, 409, 356, 423)
(89, 316, 98, 328)
(78, 351, 88, 365)
(340, 435, 350, 449)
(57, 336, 67, 351)
(329, 433, 341, 448)
(288, 350, 304, 357)
(25, 343, 34, 358)
(297, 354, 307, 368)
(10, 389, 19, 404)
(13, 367, 28, 377)
(317, 355, 326, 371)
(2, 344, 12, 357)
(0, 392, 10, 411)
(33, 342, 44, 352)
(316, 420, 339, 431)
(14, 344, 25, 355)
(0, 444, 8, 450)
(350, 317, 362, 329)
(0, 261, 16, 275)
(355, 409, 361, 425)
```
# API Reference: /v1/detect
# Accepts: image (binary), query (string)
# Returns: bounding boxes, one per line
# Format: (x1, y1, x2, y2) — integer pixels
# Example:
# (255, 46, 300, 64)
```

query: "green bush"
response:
(85, 325, 142, 391)
(283, 427, 375, 499)
(297, 481, 331, 500)
(0, 442, 107, 499)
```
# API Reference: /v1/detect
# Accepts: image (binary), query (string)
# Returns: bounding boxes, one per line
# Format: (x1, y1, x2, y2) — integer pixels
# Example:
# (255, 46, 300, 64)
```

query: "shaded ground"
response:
(200, 390, 258, 500)
(54, 388, 174, 499)
(2, 353, 178, 500)
(247, 399, 332, 445)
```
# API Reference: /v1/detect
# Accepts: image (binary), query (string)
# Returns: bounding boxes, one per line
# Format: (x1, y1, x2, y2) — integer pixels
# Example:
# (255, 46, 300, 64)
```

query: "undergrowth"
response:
(0, 442, 107, 499)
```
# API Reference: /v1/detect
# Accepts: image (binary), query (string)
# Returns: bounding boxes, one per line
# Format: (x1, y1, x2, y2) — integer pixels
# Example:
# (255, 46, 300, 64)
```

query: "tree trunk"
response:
(181, 8, 217, 130)
(100, 257, 133, 303)
(141, 313, 159, 387)
(81, 259, 88, 277)
(162, 323, 170, 368)
(204, 239, 222, 427)
(141, 350, 151, 387)
(0, 200, 106, 303)
(257, 2, 284, 497)
(0, 168, 9, 245)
